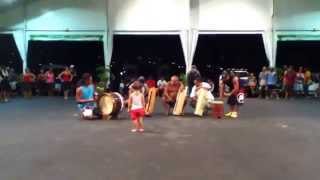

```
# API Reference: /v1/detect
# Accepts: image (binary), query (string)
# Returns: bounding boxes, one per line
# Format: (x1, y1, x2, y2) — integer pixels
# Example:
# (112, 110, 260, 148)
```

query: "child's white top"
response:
(130, 92, 144, 110)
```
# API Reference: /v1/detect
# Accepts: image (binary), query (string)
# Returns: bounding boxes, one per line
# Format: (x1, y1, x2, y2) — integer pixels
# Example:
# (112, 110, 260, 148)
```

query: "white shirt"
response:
(157, 80, 167, 88)
(190, 82, 214, 102)
(130, 93, 144, 110)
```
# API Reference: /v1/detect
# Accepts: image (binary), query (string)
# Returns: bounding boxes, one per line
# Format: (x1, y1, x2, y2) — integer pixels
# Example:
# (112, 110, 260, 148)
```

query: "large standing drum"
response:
(99, 92, 124, 119)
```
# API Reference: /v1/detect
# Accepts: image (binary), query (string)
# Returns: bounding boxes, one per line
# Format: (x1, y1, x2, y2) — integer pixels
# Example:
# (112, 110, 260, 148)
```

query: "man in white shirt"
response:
(190, 78, 214, 108)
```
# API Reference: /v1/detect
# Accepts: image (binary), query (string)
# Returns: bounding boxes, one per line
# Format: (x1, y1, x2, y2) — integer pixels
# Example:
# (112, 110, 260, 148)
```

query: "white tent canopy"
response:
(1, 0, 320, 71)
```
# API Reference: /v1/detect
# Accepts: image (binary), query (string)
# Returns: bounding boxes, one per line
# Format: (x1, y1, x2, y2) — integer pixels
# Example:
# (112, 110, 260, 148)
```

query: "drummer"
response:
(75, 73, 97, 117)
(221, 71, 242, 119)
(162, 75, 184, 115)
(190, 77, 215, 109)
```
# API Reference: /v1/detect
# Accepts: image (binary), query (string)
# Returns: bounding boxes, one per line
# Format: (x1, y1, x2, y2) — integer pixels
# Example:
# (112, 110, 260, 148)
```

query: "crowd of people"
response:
(2, 64, 320, 104)
(3, 63, 320, 132)
(248, 65, 320, 99)
(0, 65, 77, 102)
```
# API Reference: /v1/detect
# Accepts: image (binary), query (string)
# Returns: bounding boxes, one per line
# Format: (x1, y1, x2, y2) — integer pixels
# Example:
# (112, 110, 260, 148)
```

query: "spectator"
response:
(45, 68, 55, 96)
(304, 67, 312, 96)
(146, 76, 156, 89)
(58, 67, 73, 100)
(0, 66, 10, 102)
(259, 66, 268, 98)
(37, 69, 46, 96)
(22, 69, 36, 98)
(248, 73, 257, 97)
(284, 66, 296, 99)
(8, 68, 18, 96)
(266, 68, 279, 99)
(295, 66, 305, 95)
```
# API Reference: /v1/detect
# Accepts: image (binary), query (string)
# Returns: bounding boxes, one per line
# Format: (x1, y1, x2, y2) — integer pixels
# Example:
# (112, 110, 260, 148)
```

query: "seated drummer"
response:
(162, 75, 184, 115)
(190, 77, 214, 108)
(75, 73, 97, 116)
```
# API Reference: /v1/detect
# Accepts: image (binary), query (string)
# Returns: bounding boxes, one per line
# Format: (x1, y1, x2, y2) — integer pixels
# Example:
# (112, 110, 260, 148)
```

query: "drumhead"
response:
(99, 95, 114, 115)
(213, 101, 224, 104)
(113, 92, 125, 111)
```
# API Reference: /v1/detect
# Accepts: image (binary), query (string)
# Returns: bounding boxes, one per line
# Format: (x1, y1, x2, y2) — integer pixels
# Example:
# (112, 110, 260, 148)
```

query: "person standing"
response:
(22, 69, 36, 98)
(37, 69, 46, 96)
(0, 66, 10, 102)
(295, 66, 305, 95)
(222, 71, 241, 119)
(45, 68, 55, 96)
(284, 66, 296, 99)
(266, 68, 279, 99)
(304, 67, 312, 96)
(8, 68, 18, 97)
(70, 65, 78, 95)
(258, 66, 268, 99)
(128, 82, 146, 133)
(187, 65, 201, 96)
(248, 73, 257, 97)
(58, 67, 73, 100)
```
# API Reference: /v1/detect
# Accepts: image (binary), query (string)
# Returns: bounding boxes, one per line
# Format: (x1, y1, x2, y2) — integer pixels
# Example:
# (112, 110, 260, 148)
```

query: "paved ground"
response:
(0, 97, 320, 180)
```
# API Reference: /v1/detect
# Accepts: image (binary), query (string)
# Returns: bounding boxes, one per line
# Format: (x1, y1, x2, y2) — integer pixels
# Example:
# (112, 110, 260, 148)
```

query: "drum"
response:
(145, 87, 158, 116)
(211, 101, 224, 119)
(194, 88, 209, 117)
(99, 92, 124, 119)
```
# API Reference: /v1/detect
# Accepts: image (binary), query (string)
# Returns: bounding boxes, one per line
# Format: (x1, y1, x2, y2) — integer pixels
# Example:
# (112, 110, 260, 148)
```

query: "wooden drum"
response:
(99, 92, 124, 119)
(211, 101, 224, 119)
